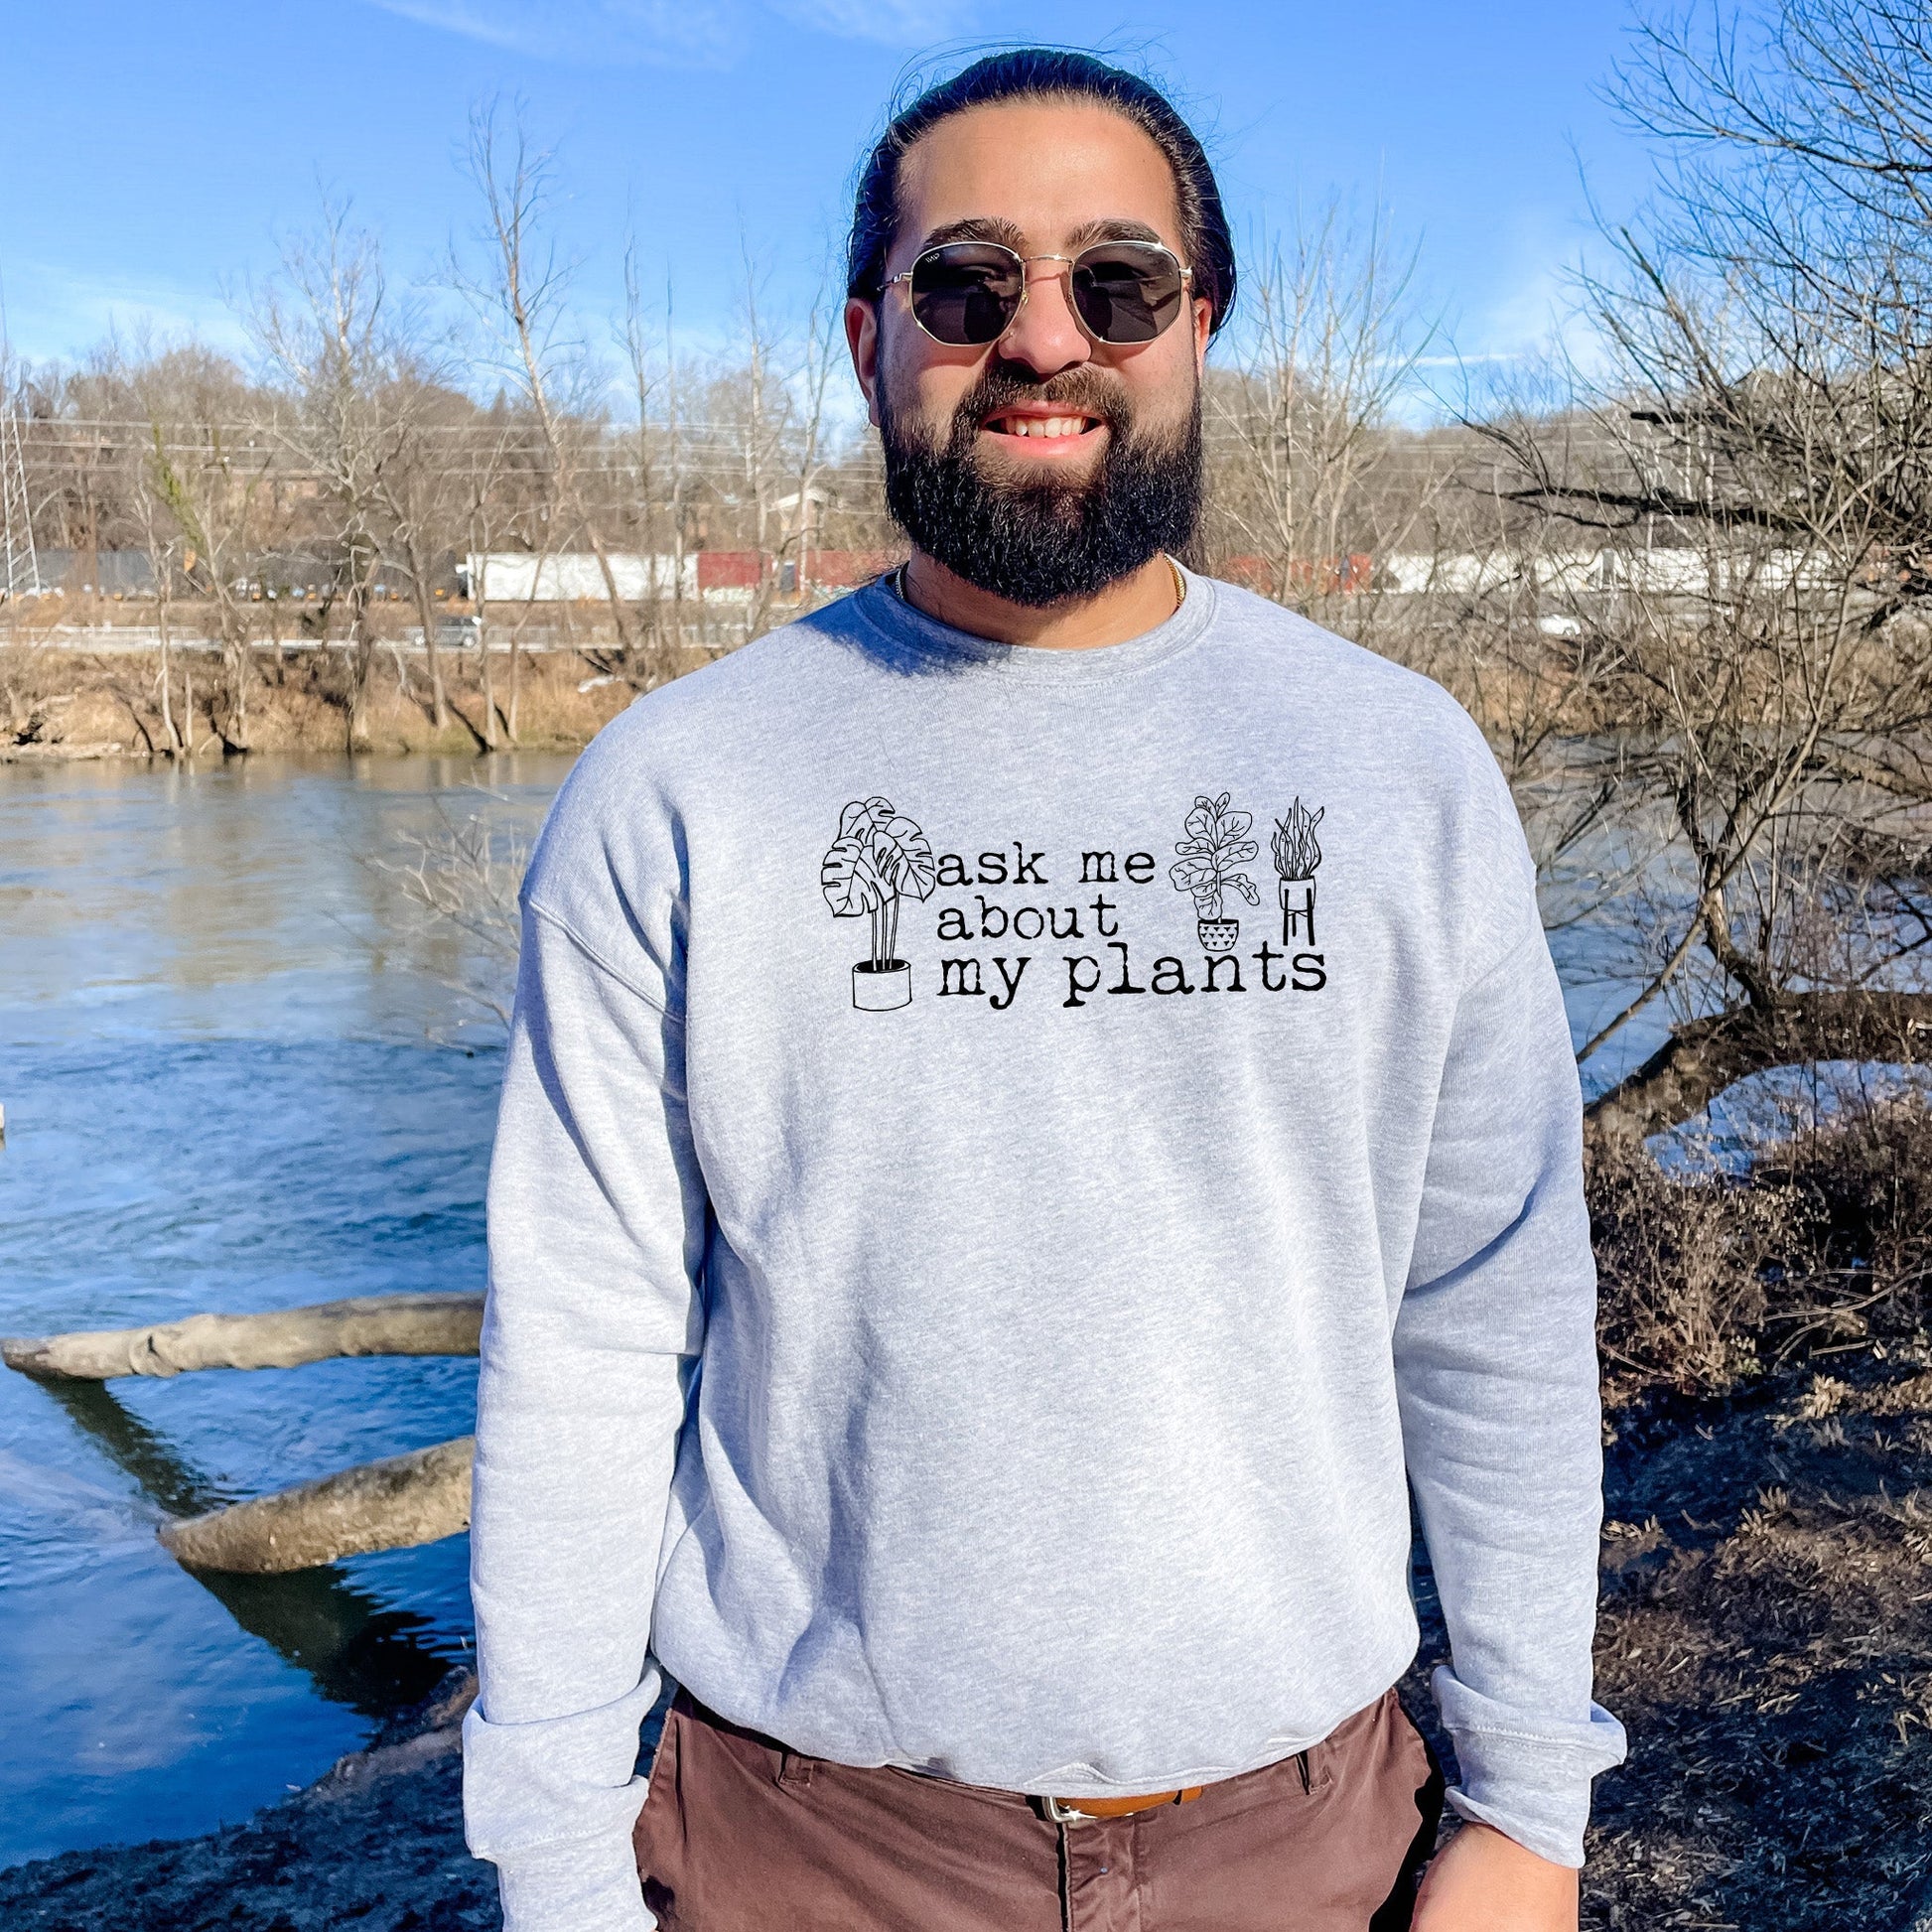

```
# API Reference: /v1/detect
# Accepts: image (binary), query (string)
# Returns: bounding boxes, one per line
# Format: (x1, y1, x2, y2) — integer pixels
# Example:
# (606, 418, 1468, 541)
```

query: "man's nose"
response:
(997, 260, 1090, 378)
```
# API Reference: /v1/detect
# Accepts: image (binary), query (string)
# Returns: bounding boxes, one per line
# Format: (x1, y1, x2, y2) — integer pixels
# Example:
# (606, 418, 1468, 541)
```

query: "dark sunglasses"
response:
(884, 239, 1194, 347)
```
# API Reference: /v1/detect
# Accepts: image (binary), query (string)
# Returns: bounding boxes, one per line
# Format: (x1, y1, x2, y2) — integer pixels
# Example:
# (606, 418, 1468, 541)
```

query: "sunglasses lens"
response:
(909, 244, 1024, 345)
(1071, 244, 1185, 345)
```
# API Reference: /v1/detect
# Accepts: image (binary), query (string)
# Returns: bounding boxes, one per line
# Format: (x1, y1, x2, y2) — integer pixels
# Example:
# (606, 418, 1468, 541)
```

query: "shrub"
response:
(1589, 1089, 1932, 1409)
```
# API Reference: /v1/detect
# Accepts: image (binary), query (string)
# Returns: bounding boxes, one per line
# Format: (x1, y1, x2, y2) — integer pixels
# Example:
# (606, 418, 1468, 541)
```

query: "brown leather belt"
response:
(1040, 1786, 1204, 1824)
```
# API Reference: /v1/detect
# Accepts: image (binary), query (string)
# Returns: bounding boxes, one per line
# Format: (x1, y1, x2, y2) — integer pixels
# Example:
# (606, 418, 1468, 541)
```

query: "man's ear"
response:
(1190, 294, 1212, 373)
(846, 296, 882, 428)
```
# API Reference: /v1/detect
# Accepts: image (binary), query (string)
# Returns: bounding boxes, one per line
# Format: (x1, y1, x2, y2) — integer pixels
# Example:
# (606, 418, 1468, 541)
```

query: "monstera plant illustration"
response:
(1272, 798, 1325, 945)
(821, 796, 937, 1010)
(1169, 790, 1261, 953)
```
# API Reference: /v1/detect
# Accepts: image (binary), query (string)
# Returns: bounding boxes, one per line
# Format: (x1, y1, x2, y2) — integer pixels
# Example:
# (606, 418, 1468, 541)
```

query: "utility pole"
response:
(0, 262, 44, 603)
(1, 406, 42, 602)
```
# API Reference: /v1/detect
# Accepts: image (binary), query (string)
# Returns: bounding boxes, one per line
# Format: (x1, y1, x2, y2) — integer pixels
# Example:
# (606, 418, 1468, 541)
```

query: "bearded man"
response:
(462, 49, 1625, 1932)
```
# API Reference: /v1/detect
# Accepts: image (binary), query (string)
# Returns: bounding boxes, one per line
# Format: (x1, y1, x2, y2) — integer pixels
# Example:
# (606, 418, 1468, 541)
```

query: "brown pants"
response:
(632, 1688, 1445, 1931)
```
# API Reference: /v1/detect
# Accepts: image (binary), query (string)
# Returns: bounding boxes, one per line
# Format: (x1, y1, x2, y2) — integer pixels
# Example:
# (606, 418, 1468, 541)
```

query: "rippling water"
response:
(0, 754, 572, 1868)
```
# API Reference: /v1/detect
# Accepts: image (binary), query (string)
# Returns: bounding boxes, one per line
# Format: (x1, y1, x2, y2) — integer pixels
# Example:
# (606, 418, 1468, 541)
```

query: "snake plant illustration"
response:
(1169, 791, 1261, 953)
(821, 796, 937, 1010)
(1272, 798, 1325, 945)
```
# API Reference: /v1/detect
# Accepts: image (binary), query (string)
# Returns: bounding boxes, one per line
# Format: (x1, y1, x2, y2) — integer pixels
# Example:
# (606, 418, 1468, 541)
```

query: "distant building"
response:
(462, 551, 897, 605)
(37, 549, 157, 596)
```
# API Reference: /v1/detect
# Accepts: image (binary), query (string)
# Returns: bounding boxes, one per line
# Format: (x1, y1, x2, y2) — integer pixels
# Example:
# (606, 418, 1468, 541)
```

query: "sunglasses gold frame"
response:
(883, 239, 1195, 348)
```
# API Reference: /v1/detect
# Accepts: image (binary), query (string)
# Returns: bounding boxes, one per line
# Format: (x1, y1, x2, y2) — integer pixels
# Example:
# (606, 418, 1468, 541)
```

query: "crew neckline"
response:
(849, 560, 1218, 685)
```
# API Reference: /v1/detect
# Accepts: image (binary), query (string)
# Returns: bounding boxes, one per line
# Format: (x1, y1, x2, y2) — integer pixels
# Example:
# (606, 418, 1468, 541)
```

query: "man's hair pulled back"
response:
(846, 49, 1237, 337)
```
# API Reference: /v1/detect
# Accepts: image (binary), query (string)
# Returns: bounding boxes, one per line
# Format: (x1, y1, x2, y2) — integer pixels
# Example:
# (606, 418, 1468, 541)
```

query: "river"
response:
(0, 750, 1669, 1871)
(0, 754, 570, 1868)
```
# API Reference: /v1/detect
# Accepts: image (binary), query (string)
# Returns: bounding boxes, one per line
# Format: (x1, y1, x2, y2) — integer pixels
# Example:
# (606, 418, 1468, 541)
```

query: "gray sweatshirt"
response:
(462, 568, 1627, 1930)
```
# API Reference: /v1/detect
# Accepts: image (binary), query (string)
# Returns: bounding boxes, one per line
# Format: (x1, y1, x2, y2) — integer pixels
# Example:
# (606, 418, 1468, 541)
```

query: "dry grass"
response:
(1559, 1098, 1932, 1927)
(1583, 1356, 1932, 1927)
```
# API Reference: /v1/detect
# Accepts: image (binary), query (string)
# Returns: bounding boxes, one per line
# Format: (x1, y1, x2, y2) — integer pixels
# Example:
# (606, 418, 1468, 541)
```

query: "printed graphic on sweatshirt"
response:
(821, 796, 937, 1010)
(1271, 798, 1324, 946)
(824, 787, 1328, 1014)
(1168, 791, 1262, 953)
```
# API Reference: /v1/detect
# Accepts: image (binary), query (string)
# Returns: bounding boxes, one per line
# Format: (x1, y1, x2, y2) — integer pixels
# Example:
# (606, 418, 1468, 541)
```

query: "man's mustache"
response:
(944, 363, 1133, 450)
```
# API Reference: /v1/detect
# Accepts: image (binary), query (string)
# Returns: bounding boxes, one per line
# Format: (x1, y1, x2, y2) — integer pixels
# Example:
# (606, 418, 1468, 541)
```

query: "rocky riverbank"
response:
(0, 1675, 497, 1932)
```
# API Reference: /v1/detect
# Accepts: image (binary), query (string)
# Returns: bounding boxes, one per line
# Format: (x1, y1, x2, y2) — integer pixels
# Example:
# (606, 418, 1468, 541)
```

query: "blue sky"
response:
(1, 0, 1656, 391)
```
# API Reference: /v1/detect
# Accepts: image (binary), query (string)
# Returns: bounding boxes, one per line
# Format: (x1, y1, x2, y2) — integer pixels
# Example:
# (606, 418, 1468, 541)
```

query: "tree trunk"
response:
(347, 580, 377, 753)
(159, 1436, 475, 1573)
(158, 655, 178, 756)
(1586, 990, 1932, 1141)
(479, 617, 499, 750)
(2, 1291, 483, 1381)
(410, 571, 451, 732)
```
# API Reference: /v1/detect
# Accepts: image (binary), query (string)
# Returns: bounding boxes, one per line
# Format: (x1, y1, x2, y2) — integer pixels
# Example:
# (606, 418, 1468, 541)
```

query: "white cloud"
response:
(362, 0, 745, 66)
(3, 264, 250, 368)
(766, 0, 971, 44)
(1429, 216, 1620, 411)
(359, 0, 966, 64)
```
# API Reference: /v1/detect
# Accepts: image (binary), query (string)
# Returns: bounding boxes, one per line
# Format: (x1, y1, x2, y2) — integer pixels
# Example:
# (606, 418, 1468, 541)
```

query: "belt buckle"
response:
(1040, 1796, 1099, 1826)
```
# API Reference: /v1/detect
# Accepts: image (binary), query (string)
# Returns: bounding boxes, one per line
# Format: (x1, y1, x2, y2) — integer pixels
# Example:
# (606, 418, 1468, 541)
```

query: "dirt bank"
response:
(0, 640, 646, 762)
(1588, 1352, 1932, 1927)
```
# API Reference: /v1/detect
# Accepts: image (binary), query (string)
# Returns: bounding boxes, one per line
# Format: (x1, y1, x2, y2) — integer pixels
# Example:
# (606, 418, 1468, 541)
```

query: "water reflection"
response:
(43, 1379, 454, 1718)
(0, 752, 571, 1046)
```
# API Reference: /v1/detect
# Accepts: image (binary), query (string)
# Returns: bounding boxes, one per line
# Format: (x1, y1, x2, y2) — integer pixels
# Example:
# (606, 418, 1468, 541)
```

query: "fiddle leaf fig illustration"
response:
(1169, 790, 1261, 924)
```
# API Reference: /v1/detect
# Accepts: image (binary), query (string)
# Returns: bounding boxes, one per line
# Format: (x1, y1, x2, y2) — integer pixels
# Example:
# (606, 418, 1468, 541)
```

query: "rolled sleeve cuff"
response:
(463, 1676, 660, 1932)
(491, 1829, 655, 1932)
(1433, 1666, 1628, 1867)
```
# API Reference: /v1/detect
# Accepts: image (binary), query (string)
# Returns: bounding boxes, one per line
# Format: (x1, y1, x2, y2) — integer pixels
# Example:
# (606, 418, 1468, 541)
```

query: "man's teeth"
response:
(994, 416, 1092, 438)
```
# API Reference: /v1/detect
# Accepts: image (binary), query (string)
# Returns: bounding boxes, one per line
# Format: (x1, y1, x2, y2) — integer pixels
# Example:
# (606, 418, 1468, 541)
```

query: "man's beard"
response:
(878, 363, 1203, 609)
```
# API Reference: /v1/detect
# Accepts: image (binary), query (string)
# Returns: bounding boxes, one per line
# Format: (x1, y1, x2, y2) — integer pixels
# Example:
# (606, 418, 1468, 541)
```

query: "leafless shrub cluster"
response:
(364, 790, 534, 1032)
(1590, 1084, 1932, 1408)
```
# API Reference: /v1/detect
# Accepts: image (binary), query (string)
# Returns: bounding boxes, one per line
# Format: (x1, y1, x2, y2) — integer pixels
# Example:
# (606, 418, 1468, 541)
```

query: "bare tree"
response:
(134, 353, 270, 753)
(1205, 203, 1444, 639)
(456, 101, 652, 688)
(130, 443, 185, 758)
(367, 788, 534, 1033)
(248, 205, 403, 750)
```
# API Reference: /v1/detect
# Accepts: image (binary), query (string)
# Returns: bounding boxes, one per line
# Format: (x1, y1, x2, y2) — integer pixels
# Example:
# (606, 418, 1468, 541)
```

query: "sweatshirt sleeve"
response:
(1391, 809, 1627, 1867)
(461, 897, 710, 1932)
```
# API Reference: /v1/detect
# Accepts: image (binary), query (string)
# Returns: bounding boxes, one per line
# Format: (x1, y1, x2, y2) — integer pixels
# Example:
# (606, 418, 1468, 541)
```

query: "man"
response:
(463, 48, 1625, 1932)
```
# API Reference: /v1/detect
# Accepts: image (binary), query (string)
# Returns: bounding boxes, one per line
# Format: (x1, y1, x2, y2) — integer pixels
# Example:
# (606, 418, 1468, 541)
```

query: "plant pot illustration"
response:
(1278, 877, 1316, 946)
(1272, 799, 1324, 945)
(1170, 790, 1261, 947)
(822, 796, 936, 1012)
(852, 959, 912, 1010)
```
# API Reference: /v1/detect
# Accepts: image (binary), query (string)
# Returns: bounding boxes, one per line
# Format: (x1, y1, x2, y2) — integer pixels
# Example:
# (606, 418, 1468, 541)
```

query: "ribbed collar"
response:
(846, 561, 1219, 686)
